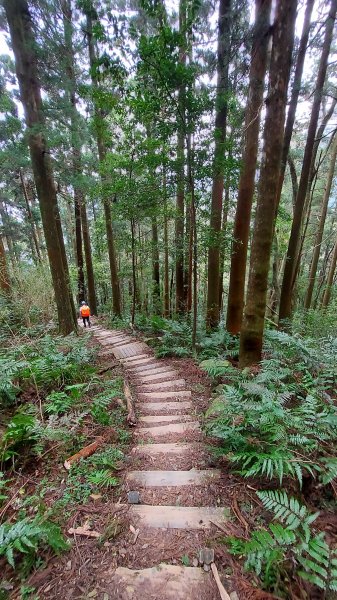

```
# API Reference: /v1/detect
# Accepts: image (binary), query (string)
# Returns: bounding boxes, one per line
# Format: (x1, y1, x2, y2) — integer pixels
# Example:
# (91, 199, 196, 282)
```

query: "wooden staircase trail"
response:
(91, 324, 230, 600)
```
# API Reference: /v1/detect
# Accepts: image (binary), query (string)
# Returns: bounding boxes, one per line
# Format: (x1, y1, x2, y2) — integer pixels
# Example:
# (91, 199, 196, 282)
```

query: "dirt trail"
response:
(91, 324, 232, 600)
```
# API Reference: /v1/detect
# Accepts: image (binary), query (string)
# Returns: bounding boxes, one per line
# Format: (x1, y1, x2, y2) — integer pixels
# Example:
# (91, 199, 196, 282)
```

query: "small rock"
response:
(127, 490, 141, 504)
(203, 564, 211, 572)
(103, 594, 109, 600)
(175, 495, 182, 506)
(88, 591, 97, 598)
(65, 560, 72, 571)
(230, 594, 239, 600)
(119, 548, 127, 556)
(199, 547, 215, 566)
(192, 558, 199, 567)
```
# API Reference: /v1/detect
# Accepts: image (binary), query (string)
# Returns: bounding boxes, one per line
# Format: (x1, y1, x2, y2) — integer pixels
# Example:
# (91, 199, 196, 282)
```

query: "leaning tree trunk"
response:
(85, 6, 121, 317)
(19, 168, 42, 263)
(206, 0, 232, 329)
(4, 0, 77, 335)
(279, 0, 337, 325)
(321, 235, 337, 308)
(226, 0, 271, 335)
(304, 134, 337, 309)
(239, 0, 298, 368)
(151, 216, 161, 313)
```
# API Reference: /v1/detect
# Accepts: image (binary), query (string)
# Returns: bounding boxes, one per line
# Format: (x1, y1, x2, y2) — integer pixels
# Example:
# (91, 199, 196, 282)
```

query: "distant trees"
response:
(4, 0, 77, 335)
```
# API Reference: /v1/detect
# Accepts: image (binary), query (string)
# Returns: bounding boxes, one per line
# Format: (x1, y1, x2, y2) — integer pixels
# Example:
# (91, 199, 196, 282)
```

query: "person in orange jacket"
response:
(80, 301, 91, 328)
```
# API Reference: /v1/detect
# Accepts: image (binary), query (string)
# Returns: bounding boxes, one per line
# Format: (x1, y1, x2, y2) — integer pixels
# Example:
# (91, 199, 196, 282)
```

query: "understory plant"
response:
(203, 331, 337, 488)
(227, 490, 337, 594)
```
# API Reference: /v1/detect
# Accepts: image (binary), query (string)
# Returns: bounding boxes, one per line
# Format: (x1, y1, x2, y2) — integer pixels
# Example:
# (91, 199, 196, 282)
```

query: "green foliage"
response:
(0, 516, 68, 569)
(1, 413, 36, 464)
(0, 334, 96, 406)
(86, 469, 118, 488)
(227, 490, 337, 593)
(199, 358, 230, 378)
(205, 331, 337, 486)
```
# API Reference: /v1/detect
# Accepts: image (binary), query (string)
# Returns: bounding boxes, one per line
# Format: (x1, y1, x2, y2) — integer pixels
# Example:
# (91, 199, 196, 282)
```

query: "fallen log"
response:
(68, 526, 100, 538)
(124, 380, 136, 426)
(64, 437, 104, 470)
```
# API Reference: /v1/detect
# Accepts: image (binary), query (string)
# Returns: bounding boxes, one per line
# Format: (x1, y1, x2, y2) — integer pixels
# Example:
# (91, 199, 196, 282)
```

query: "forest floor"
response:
(10, 320, 272, 600)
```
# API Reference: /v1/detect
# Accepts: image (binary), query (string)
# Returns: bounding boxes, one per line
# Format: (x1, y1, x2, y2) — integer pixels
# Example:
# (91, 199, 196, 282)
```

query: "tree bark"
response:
(0, 235, 11, 296)
(151, 216, 161, 313)
(163, 166, 170, 317)
(19, 168, 42, 263)
(206, 0, 232, 329)
(279, 0, 337, 324)
(85, 7, 121, 317)
(275, 0, 315, 210)
(226, 0, 271, 335)
(239, 0, 297, 368)
(4, 0, 77, 335)
(321, 235, 337, 308)
(175, 0, 186, 315)
(304, 135, 337, 308)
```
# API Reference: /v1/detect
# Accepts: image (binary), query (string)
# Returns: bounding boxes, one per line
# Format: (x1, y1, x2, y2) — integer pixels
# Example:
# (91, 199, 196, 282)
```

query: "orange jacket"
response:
(80, 305, 90, 317)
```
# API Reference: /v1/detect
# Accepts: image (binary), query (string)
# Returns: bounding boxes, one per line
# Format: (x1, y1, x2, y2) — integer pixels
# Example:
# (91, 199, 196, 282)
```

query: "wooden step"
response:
(129, 365, 174, 376)
(135, 371, 178, 383)
(126, 469, 220, 487)
(111, 564, 211, 600)
(113, 343, 148, 359)
(139, 414, 193, 424)
(136, 379, 186, 392)
(129, 505, 229, 529)
(132, 443, 192, 455)
(135, 421, 199, 438)
(138, 391, 192, 401)
(138, 401, 192, 413)
(122, 356, 154, 366)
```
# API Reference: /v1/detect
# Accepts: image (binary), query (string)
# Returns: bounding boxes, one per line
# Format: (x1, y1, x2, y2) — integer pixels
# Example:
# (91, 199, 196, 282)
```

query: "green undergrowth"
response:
(134, 314, 239, 359)
(201, 328, 337, 597)
(0, 329, 129, 589)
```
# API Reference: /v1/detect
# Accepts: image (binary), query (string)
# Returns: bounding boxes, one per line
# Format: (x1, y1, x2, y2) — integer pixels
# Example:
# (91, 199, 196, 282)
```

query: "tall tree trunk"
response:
(19, 168, 42, 263)
(163, 166, 170, 317)
(304, 134, 337, 309)
(85, 7, 121, 317)
(0, 235, 11, 296)
(226, 0, 271, 335)
(175, 0, 186, 314)
(279, 0, 337, 324)
(61, 0, 96, 309)
(275, 0, 315, 209)
(206, 0, 232, 329)
(239, 0, 297, 368)
(80, 198, 97, 315)
(151, 216, 161, 313)
(4, 0, 77, 334)
(321, 235, 337, 308)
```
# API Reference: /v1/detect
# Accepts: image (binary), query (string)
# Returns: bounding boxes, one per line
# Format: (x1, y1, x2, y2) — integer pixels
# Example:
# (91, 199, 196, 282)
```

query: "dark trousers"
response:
(82, 316, 91, 328)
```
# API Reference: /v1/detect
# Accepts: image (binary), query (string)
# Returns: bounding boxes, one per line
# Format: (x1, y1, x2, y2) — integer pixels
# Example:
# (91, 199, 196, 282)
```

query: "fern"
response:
(0, 516, 68, 568)
(86, 469, 118, 488)
(227, 490, 337, 593)
(199, 359, 230, 378)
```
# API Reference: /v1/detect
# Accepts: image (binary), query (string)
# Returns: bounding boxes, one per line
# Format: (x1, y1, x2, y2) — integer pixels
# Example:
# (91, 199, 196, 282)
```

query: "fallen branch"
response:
(124, 380, 136, 426)
(68, 526, 101, 538)
(64, 437, 104, 470)
(211, 563, 231, 600)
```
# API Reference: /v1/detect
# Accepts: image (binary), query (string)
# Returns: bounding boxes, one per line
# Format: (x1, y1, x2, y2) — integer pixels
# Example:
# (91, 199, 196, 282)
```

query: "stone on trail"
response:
(110, 564, 211, 600)
(127, 491, 141, 504)
(198, 548, 215, 566)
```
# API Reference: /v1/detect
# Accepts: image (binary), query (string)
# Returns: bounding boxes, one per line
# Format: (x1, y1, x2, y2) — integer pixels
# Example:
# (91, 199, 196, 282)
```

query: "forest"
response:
(0, 0, 337, 598)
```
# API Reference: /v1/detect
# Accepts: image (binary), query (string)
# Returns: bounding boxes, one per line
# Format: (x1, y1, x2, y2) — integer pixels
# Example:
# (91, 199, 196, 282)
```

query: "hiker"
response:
(80, 301, 91, 328)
